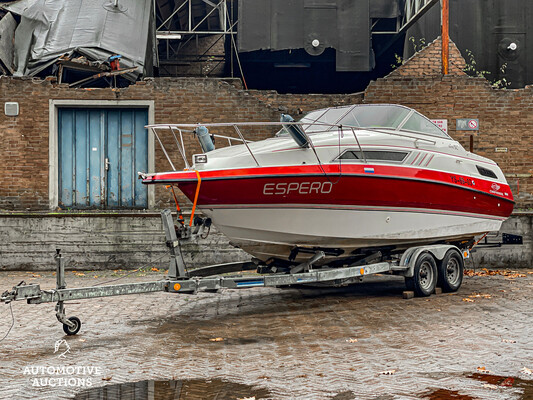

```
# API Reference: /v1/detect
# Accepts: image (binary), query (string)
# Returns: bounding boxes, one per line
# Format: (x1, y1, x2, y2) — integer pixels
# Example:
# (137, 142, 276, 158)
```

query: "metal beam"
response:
(372, 0, 439, 35)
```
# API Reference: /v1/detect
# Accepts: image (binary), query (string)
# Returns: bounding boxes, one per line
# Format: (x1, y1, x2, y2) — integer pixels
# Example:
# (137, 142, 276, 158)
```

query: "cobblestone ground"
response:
(0, 267, 532, 400)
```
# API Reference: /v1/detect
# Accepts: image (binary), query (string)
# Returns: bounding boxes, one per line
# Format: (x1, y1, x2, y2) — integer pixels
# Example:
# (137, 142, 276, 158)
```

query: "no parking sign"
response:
(456, 118, 479, 131)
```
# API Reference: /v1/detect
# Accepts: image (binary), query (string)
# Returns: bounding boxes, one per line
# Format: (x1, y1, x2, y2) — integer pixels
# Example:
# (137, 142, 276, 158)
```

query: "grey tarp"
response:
(238, 0, 373, 72)
(2, 0, 155, 80)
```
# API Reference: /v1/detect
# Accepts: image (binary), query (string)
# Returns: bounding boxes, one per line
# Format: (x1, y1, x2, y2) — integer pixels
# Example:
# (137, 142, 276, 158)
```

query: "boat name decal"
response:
(263, 182, 333, 196)
(450, 175, 475, 187)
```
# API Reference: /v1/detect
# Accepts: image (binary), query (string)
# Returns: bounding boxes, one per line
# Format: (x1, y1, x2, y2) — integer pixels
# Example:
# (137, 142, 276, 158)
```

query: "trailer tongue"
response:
(1, 210, 466, 336)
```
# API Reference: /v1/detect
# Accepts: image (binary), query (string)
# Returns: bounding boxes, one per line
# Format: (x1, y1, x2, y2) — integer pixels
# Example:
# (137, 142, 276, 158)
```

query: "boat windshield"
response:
(299, 104, 449, 139)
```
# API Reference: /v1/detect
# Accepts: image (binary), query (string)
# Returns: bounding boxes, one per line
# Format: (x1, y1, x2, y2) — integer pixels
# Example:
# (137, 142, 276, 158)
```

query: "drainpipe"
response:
(442, 0, 449, 75)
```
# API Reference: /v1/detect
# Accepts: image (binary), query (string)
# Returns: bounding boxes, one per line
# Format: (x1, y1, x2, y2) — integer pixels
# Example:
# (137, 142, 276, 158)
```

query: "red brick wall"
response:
(1, 37, 532, 210)
(0, 76, 362, 210)
(364, 37, 533, 208)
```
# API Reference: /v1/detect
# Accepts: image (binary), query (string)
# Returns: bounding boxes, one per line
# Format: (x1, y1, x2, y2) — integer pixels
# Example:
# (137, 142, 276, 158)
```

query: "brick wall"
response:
(0, 76, 362, 210)
(0, 36, 532, 211)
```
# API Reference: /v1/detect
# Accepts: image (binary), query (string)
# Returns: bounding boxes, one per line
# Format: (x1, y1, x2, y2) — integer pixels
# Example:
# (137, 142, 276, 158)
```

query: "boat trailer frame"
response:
(1, 209, 466, 335)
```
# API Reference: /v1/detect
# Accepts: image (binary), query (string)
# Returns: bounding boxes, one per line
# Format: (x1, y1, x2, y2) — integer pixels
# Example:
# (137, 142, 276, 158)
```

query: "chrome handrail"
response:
(147, 121, 437, 172)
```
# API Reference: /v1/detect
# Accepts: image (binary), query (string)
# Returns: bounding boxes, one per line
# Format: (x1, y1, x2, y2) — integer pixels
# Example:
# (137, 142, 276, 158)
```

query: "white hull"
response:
(201, 206, 504, 261)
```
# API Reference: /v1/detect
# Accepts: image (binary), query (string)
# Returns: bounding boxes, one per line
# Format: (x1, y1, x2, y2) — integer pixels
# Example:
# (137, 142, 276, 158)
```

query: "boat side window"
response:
(399, 112, 448, 138)
(339, 150, 409, 162)
(476, 165, 498, 179)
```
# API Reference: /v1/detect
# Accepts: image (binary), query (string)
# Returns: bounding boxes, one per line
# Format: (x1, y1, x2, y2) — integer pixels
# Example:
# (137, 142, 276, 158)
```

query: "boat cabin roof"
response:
(299, 104, 450, 139)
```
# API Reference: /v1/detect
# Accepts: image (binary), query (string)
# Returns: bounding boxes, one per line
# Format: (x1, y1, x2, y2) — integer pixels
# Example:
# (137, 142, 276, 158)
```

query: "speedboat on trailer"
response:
(141, 104, 514, 265)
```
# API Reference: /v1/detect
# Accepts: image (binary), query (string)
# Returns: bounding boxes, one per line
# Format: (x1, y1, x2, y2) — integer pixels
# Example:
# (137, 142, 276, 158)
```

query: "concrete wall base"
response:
(0, 213, 530, 271)
(0, 213, 249, 271)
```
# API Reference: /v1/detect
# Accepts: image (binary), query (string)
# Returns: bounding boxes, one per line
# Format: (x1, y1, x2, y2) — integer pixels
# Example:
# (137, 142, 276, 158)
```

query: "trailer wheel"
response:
(62, 316, 81, 336)
(437, 249, 463, 292)
(405, 252, 437, 297)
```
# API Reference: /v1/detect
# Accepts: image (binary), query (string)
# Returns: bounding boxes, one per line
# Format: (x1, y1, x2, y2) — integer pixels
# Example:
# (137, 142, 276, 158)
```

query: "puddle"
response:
(421, 373, 533, 400)
(73, 378, 271, 400)
(422, 389, 475, 400)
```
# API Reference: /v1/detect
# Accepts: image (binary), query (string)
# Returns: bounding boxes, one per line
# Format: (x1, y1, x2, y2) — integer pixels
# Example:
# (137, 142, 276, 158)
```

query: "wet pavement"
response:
(0, 267, 532, 399)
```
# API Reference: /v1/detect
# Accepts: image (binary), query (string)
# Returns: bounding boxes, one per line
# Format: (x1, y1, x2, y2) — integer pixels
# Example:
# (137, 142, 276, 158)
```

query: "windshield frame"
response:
(299, 104, 452, 140)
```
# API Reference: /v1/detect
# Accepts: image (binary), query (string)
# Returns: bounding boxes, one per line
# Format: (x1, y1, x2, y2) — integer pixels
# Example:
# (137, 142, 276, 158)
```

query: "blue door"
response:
(58, 108, 148, 209)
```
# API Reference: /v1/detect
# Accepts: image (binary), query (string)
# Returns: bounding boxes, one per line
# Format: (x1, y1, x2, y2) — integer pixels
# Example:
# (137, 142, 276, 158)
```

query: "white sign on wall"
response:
(431, 119, 448, 134)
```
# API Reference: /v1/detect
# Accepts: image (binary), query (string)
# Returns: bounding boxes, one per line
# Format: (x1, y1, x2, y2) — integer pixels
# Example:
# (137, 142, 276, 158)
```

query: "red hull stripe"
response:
(143, 164, 514, 218)
(150, 173, 513, 205)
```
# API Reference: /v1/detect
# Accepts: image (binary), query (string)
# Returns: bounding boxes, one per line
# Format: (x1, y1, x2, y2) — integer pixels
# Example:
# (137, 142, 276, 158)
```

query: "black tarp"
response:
(370, 0, 402, 18)
(238, 0, 372, 72)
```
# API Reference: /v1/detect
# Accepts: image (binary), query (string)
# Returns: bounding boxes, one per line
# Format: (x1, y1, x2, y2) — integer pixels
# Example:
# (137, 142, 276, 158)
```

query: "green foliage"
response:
(463, 49, 510, 89)
(391, 37, 428, 69)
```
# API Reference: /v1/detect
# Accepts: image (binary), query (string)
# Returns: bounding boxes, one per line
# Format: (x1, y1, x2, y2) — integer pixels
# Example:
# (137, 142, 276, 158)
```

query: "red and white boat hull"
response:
(144, 164, 513, 262)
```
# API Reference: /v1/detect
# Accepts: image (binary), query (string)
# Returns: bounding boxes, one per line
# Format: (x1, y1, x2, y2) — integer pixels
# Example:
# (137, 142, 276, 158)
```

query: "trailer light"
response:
(360, 268, 365, 275)
(194, 154, 208, 164)
(173, 283, 181, 291)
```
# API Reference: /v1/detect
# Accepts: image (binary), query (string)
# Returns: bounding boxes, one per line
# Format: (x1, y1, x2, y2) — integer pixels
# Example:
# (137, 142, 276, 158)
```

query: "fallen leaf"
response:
(477, 366, 491, 374)
(32, 274, 41, 278)
(75, 272, 85, 277)
(468, 293, 492, 299)
(346, 338, 358, 343)
(502, 339, 516, 343)
(78, 338, 86, 342)
(462, 298, 475, 302)
(151, 267, 159, 272)
(102, 376, 112, 381)
(500, 377, 514, 387)
(482, 384, 499, 390)
(379, 370, 396, 375)
(464, 269, 528, 278)
(209, 337, 224, 342)
(237, 397, 255, 400)
(521, 367, 533, 375)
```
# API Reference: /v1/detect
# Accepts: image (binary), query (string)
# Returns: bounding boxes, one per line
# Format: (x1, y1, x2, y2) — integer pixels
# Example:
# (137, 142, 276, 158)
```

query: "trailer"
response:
(1, 210, 467, 336)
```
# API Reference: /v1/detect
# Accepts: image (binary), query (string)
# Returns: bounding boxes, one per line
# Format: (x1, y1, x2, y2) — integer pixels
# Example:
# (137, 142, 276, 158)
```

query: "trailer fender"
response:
(399, 244, 461, 278)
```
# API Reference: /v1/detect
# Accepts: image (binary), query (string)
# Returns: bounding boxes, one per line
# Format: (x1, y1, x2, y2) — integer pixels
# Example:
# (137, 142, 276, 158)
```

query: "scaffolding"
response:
(154, 0, 237, 77)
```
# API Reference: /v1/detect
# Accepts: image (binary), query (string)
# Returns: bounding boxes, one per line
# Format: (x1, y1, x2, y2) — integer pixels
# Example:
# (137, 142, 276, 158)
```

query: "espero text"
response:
(263, 182, 333, 195)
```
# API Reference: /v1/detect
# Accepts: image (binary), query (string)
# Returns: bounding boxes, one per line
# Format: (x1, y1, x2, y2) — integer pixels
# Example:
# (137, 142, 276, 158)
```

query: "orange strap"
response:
(189, 170, 202, 227)
(470, 232, 489, 250)
(166, 185, 185, 225)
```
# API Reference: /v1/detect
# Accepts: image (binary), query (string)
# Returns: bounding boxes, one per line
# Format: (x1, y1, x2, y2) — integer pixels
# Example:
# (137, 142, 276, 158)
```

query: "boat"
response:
(140, 104, 514, 265)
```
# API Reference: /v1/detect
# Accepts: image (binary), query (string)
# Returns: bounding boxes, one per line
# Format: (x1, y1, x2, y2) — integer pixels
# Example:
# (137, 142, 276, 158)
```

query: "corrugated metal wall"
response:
(58, 108, 148, 209)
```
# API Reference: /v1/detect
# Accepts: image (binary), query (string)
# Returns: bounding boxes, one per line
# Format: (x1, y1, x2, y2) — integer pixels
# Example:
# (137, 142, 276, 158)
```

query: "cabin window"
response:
(476, 165, 498, 179)
(400, 112, 447, 137)
(339, 150, 409, 162)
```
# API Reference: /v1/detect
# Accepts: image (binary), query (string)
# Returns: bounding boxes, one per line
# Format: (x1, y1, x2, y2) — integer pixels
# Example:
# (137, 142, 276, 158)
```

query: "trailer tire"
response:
(437, 249, 463, 292)
(405, 252, 437, 297)
(62, 316, 81, 336)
